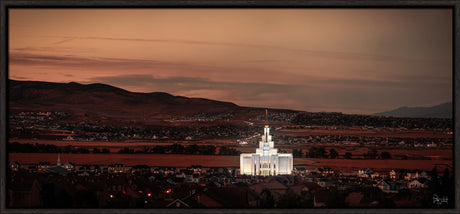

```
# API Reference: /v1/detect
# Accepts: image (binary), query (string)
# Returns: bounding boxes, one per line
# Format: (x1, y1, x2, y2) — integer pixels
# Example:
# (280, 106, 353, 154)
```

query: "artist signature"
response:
(432, 194, 448, 205)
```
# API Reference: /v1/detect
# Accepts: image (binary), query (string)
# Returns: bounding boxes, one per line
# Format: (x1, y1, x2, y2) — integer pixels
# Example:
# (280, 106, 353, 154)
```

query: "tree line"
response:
(292, 147, 392, 159)
(7, 142, 241, 156)
(8, 142, 102, 154)
(117, 143, 241, 156)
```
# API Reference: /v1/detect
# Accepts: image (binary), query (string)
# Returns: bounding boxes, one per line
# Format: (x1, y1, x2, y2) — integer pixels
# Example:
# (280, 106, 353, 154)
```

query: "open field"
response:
(10, 138, 453, 160)
(297, 158, 452, 171)
(9, 153, 452, 171)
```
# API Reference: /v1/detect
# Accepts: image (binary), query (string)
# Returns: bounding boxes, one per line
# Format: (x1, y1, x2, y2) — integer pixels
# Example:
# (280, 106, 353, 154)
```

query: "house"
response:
(130, 165, 151, 175)
(164, 183, 203, 208)
(79, 165, 101, 174)
(317, 167, 334, 176)
(407, 178, 428, 189)
(250, 178, 289, 197)
(37, 162, 51, 171)
(389, 170, 397, 179)
(154, 167, 176, 175)
(390, 169, 409, 180)
(404, 170, 420, 180)
(316, 178, 333, 188)
(8, 177, 42, 207)
(418, 171, 429, 179)
(27, 166, 37, 173)
(199, 186, 259, 207)
(358, 168, 379, 178)
(313, 191, 329, 207)
(345, 192, 364, 207)
(390, 169, 423, 181)
(176, 169, 201, 183)
(294, 167, 307, 175)
(108, 164, 125, 173)
(63, 162, 75, 171)
(375, 180, 404, 193)
(9, 162, 21, 171)
(206, 167, 230, 176)
(187, 165, 203, 174)
(166, 198, 194, 208)
(375, 180, 391, 192)
(290, 181, 321, 197)
(47, 165, 70, 176)
(358, 168, 374, 178)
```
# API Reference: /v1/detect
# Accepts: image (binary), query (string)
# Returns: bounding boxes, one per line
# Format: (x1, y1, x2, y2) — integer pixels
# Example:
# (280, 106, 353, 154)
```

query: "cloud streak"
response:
(89, 74, 300, 98)
(41, 35, 444, 65)
(9, 52, 191, 69)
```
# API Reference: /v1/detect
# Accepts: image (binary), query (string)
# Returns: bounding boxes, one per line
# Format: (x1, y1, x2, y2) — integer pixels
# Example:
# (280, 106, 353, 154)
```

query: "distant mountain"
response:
(8, 80, 241, 121)
(373, 102, 452, 119)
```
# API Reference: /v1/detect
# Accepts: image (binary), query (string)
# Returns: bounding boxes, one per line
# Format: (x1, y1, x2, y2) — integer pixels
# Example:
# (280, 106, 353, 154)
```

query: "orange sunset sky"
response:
(8, 9, 452, 114)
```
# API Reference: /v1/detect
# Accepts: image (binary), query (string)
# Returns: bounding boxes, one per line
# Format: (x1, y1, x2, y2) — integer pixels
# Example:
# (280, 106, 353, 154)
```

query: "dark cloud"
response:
(9, 76, 29, 80)
(88, 74, 451, 114)
(89, 74, 300, 99)
(9, 52, 190, 69)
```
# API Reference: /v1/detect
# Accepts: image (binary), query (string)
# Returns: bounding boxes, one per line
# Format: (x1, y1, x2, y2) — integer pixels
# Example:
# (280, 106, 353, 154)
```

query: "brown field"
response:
(9, 153, 240, 167)
(9, 153, 452, 172)
(297, 158, 452, 171)
(10, 138, 453, 160)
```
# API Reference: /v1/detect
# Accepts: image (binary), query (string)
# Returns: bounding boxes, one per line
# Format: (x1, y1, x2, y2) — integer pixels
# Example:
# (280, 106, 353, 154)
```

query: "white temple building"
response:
(240, 111, 293, 176)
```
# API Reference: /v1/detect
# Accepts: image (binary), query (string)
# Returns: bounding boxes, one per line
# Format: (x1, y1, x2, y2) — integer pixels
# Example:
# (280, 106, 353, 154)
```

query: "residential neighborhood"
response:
(7, 161, 453, 208)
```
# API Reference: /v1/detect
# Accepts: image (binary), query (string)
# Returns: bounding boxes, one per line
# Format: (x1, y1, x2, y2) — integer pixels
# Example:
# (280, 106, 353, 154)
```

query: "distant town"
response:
(7, 109, 453, 208)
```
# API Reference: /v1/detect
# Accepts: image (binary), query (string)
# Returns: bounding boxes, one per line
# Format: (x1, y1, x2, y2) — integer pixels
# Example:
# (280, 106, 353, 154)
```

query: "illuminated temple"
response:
(240, 111, 293, 176)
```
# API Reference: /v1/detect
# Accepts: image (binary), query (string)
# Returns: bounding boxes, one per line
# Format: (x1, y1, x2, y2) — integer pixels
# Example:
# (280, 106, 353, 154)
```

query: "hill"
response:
(8, 80, 242, 122)
(373, 102, 452, 119)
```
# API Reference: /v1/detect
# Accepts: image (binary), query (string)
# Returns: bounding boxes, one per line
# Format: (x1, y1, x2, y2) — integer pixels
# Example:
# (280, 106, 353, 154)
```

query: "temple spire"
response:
(265, 109, 268, 124)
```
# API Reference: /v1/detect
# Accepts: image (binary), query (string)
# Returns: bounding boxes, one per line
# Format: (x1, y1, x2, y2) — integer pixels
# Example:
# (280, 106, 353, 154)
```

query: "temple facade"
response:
(240, 124, 293, 176)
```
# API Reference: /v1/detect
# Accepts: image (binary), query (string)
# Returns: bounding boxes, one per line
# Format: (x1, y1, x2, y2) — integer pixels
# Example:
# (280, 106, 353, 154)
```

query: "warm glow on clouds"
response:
(8, 9, 452, 114)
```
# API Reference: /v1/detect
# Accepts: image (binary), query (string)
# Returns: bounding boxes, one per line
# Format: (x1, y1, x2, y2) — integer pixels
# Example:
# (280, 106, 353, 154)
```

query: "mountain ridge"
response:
(373, 102, 452, 119)
(8, 79, 241, 121)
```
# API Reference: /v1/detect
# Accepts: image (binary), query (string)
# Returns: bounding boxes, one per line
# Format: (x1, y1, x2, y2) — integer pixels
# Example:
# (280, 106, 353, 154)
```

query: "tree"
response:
(152, 145, 165, 154)
(277, 190, 302, 208)
(329, 149, 338, 159)
(365, 149, 378, 159)
(118, 147, 134, 154)
(62, 145, 73, 153)
(307, 147, 318, 158)
(219, 146, 240, 155)
(77, 148, 90, 153)
(260, 188, 274, 208)
(344, 152, 352, 159)
(292, 149, 303, 158)
(380, 151, 392, 159)
(200, 145, 216, 155)
(307, 147, 326, 158)
(326, 188, 346, 207)
(168, 143, 184, 154)
(318, 147, 327, 158)
(429, 167, 440, 194)
(186, 144, 199, 154)
(441, 168, 454, 201)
